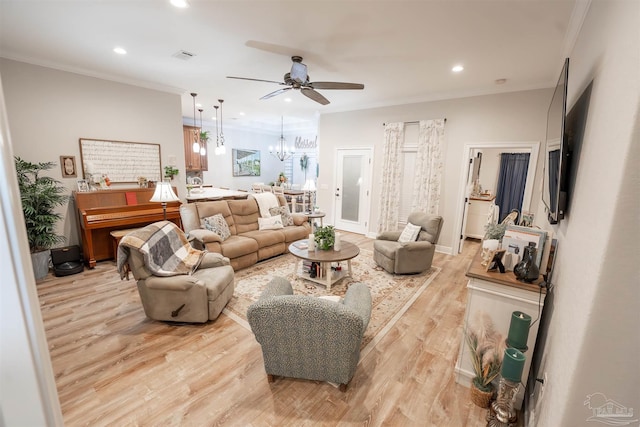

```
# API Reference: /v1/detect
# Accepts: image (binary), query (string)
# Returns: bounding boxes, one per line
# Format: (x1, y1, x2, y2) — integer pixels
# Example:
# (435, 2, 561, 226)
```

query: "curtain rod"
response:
(382, 118, 447, 126)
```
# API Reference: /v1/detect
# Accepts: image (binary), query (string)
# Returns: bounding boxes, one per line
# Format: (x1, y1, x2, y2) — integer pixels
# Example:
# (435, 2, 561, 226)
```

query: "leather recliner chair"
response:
(121, 233, 235, 323)
(373, 212, 443, 274)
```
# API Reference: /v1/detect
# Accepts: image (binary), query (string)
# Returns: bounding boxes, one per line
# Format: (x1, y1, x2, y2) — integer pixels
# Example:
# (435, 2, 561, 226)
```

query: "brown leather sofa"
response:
(180, 195, 311, 270)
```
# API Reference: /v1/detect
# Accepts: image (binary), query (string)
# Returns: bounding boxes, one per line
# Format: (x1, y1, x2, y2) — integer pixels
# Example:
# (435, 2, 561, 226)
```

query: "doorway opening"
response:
(454, 141, 539, 254)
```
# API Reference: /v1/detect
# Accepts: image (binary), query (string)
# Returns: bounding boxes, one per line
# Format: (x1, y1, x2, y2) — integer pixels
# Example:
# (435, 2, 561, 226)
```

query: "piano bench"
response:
(111, 228, 141, 259)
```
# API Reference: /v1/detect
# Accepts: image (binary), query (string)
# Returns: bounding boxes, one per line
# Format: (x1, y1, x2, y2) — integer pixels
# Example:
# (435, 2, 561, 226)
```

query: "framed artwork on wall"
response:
(232, 149, 261, 176)
(60, 155, 77, 178)
(79, 138, 161, 183)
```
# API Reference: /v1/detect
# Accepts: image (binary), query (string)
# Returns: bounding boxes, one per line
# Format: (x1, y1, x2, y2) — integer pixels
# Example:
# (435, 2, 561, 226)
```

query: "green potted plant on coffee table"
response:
(314, 225, 335, 250)
(15, 157, 68, 279)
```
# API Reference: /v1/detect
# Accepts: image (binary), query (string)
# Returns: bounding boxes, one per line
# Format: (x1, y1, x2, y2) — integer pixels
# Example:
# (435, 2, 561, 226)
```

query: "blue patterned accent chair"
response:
(247, 277, 372, 391)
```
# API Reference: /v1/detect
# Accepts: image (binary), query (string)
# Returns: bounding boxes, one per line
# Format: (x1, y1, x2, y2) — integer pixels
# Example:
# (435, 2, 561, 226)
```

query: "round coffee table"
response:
(288, 240, 360, 291)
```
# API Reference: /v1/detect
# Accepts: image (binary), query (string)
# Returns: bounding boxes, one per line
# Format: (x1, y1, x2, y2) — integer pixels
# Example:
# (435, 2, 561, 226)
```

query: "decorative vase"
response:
(470, 383, 494, 408)
(513, 242, 540, 282)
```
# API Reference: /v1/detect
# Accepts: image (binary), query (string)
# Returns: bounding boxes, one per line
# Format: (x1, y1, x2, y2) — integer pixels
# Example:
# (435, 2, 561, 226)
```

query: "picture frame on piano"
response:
(77, 179, 90, 192)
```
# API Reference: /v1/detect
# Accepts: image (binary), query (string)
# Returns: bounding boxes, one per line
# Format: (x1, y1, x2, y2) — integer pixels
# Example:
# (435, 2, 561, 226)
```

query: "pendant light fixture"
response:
(217, 99, 226, 155)
(269, 116, 294, 161)
(198, 108, 206, 156)
(190, 93, 200, 153)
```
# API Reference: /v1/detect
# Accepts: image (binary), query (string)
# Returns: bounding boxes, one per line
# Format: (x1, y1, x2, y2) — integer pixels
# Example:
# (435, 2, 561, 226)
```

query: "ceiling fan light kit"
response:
(227, 56, 364, 105)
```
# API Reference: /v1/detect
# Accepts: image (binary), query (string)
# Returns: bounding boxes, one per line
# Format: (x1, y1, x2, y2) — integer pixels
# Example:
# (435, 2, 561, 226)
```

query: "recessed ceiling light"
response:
(239, 112, 245, 116)
(452, 65, 464, 73)
(284, 98, 292, 103)
(170, 0, 189, 8)
(196, 103, 202, 108)
(113, 47, 127, 55)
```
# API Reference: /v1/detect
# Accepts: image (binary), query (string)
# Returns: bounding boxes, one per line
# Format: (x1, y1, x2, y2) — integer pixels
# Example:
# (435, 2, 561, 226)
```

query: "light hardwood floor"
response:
(36, 235, 489, 426)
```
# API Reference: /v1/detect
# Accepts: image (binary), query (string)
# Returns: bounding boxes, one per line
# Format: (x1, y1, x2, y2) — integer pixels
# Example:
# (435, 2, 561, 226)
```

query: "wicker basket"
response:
(470, 383, 494, 408)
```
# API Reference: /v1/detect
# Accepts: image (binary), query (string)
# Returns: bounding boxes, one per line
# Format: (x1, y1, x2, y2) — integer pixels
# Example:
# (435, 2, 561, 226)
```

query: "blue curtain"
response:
(495, 153, 530, 222)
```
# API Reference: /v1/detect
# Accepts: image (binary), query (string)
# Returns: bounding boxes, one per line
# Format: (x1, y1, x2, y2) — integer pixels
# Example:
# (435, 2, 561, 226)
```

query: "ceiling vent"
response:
(172, 50, 196, 61)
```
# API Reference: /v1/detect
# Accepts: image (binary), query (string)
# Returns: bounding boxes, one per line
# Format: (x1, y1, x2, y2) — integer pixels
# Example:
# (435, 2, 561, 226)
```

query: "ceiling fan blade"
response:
(301, 88, 330, 105)
(227, 76, 284, 85)
(260, 87, 292, 100)
(309, 82, 365, 90)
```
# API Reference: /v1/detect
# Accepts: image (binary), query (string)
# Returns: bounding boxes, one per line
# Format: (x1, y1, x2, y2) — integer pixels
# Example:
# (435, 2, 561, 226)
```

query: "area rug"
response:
(223, 249, 440, 360)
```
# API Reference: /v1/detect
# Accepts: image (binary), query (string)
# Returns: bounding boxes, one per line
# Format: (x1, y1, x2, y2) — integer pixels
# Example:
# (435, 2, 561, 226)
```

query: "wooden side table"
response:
(306, 212, 325, 231)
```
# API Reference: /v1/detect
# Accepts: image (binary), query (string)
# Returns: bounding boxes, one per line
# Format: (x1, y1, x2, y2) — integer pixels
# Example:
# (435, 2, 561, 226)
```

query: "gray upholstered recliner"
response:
(247, 277, 372, 391)
(373, 212, 443, 274)
(122, 242, 235, 323)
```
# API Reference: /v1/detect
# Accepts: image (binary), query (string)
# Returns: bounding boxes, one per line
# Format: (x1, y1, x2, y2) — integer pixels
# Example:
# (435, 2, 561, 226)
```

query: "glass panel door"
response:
(334, 149, 371, 234)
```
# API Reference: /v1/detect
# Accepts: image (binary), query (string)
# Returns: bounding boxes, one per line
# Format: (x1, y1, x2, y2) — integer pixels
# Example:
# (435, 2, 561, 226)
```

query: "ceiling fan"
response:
(227, 56, 364, 105)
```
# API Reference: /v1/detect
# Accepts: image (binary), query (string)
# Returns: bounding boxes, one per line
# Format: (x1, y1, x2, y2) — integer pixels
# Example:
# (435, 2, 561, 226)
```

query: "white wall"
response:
(317, 88, 552, 250)
(0, 77, 63, 427)
(0, 58, 184, 247)
(529, 1, 640, 425)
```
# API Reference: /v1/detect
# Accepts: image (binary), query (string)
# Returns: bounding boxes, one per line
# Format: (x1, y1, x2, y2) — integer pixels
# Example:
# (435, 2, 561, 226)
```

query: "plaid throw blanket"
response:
(117, 221, 206, 279)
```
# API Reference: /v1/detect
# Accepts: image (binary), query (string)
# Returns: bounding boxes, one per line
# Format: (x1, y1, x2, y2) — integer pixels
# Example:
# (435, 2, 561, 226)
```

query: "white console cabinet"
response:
(454, 250, 546, 409)
(465, 197, 494, 239)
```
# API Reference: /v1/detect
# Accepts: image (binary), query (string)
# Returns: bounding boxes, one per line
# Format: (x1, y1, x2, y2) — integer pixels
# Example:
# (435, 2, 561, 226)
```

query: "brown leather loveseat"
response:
(180, 195, 310, 270)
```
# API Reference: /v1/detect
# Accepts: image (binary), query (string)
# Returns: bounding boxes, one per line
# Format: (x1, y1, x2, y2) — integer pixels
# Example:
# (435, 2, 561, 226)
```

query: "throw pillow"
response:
(398, 222, 422, 243)
(269, 205, 294, 226)
(258, 215, 284, 230)
(203, 214, 231, 241)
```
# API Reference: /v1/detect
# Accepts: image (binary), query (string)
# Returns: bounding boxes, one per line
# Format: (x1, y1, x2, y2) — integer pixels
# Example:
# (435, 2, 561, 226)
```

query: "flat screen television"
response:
(542, 58, 569, 224)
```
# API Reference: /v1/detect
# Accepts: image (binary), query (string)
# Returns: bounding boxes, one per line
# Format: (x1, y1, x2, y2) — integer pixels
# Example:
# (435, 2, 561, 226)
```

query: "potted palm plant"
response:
(15, 157, 68, 279)
(464, 312, 505, 408)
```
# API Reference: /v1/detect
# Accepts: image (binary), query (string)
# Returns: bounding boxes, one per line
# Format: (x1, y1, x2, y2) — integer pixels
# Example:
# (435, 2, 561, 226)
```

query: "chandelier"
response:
(214, 99, 226, 156)
(269, 116, 294, 161)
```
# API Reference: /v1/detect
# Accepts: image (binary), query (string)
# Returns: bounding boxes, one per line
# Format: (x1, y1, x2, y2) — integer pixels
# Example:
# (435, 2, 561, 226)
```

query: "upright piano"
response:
(74, 187, 182, 268)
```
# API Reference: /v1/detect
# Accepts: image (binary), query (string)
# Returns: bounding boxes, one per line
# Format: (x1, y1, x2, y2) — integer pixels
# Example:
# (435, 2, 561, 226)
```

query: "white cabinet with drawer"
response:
(465, 198, 494, 239)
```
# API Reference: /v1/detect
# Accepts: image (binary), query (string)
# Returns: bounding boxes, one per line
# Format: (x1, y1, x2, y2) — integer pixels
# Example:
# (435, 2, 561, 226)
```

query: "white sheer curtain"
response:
(377, 122, 405, 233)
(411, 119, 445, 215)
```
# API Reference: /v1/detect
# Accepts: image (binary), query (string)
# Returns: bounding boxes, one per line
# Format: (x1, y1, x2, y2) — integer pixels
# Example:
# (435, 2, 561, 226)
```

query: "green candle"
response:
(501, 348, 526, 382)
(507, 311, 532, 350)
